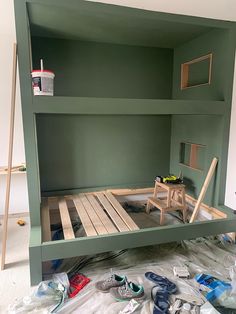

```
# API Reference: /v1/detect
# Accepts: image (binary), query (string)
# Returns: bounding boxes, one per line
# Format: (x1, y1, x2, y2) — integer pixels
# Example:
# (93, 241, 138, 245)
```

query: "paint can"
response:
(31, 70, 55, 96)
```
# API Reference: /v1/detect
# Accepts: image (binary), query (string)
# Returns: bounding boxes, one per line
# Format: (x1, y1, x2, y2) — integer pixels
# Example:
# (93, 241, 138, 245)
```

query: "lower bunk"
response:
(29, 188, 236, 285)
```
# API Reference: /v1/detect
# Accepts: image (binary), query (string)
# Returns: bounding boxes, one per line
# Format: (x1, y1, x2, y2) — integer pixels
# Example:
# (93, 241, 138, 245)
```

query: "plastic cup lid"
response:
(182, 303, 191, 311)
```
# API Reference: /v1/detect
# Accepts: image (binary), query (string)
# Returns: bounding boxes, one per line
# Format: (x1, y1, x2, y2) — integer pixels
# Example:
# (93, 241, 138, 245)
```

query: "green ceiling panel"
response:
(27, 1, 215, 48)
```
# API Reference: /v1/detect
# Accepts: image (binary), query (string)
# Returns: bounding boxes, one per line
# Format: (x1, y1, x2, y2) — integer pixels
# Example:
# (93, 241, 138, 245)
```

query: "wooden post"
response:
(190, 157, 218, 223)
(1, 43, 17, 270)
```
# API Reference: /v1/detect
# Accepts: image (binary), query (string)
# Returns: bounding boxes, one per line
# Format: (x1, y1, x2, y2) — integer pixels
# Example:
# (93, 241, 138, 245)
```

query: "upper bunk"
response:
(14, 0, 236, 115)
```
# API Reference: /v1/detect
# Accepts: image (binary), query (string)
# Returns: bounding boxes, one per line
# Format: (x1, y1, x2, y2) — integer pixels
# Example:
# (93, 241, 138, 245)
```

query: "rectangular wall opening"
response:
(181, 53, 212, 90)
(179, 142, 206, 171)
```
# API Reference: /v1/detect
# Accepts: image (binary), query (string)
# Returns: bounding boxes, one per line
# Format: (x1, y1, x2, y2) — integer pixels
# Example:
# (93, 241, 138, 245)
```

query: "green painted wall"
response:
(36, 114, 171, 192)
(171, 27, 235, 207)
(31, 37, 173, 99)
(170, 115, 223, 206)
(172, 28, 231, 101)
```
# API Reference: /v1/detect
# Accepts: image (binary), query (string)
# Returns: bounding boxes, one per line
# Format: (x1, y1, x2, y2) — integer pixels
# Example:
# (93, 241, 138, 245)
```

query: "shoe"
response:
(110, 280, 145, 301)
(151, 286, 170, 314)
(95, 274, 126, 292)
(145, 272, 177, 294)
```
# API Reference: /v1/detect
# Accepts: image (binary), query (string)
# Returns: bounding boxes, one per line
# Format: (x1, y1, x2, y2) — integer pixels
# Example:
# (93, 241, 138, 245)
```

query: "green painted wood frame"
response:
(14, 0, 236, 285)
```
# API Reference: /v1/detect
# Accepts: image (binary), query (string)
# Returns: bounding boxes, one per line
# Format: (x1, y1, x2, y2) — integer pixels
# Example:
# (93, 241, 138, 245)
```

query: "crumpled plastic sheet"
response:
(7, 272, 69, 314)
(55, 237, 236, 314)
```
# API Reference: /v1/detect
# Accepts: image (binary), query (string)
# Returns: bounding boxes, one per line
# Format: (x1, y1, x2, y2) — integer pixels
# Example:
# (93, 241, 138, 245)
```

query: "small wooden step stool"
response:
(146, 181, 187, 225)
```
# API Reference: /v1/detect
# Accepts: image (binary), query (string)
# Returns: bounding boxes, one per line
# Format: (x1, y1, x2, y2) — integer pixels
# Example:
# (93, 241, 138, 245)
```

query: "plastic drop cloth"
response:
(55, 237, 236, 314)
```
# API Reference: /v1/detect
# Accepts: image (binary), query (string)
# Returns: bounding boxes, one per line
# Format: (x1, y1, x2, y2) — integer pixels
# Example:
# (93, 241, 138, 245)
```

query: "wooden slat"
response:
(105, 192, 139, 231)
(79, 194, 108, 235)
(86, 194, 118, 234)
(41, 198, 51, 242)
(58, 197, 75, 240)
(72, 195, 97, 236)
(106, 187, 155, 195)
(96, 193, 129, 232)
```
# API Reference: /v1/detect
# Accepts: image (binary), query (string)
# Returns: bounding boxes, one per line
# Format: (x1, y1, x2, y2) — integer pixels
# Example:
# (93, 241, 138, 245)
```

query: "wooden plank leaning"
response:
(190, 157, 218, 223)
(1, 43, 17, 270)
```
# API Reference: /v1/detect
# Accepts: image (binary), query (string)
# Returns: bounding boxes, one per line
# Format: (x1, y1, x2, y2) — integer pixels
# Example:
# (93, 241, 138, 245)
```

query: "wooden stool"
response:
(146, 181, 187, 225)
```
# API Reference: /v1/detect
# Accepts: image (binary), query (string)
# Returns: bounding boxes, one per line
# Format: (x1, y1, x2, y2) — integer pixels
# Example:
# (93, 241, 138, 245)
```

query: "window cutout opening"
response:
(180, 142, 205, 171)
(181, 53, 212, 90)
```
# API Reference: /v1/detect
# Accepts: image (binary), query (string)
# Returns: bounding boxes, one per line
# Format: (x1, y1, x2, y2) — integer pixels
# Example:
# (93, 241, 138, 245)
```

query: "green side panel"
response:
(41, 216, 236, 262)
(170, 115, 223, 206)
(14, 0, 42, 227)
(36, 115, 171, 192)
(173, 28, 231, 100)
(31, 37, 173, 99)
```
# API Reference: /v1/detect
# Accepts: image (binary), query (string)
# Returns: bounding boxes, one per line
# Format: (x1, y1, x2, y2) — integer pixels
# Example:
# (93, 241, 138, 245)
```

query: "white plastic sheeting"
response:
(57, 237, 236, 314)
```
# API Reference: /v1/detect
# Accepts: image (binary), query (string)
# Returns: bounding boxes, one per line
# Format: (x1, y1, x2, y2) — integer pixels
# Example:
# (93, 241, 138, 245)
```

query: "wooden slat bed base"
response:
(41, 190, 140, 242)
(41, 188, 228, 243)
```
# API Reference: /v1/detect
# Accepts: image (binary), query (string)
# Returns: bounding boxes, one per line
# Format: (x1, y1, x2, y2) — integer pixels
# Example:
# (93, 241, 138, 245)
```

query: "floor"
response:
(58, 238, 236, 314)
(1, 215, 236, 313)
(0, 216, 32, 313)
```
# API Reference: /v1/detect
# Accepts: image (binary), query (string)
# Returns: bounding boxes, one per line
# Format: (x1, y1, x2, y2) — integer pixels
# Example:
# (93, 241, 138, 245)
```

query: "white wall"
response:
(225, 55, 236, 210)
(0, 0, 29, 214)
(0, 0, 235, 214)
(89, 0, 236, 21)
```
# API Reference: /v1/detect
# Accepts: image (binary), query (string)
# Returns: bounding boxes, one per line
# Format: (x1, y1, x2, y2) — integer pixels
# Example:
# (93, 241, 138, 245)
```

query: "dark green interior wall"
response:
(36, 114, 171, 192)
(170, 115, 223, 206)
(31, 37, 173, 99)
(172, 28, 231, 101)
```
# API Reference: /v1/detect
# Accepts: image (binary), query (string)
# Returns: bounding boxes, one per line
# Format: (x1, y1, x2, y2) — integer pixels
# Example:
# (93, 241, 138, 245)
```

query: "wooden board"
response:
(1, 43, 17, 271)
(86, 194, 118, 234)
(148, 197, 183, 211)
(105, 192, 139, 231)
(186, 194, 226, 219)
(106, 187, 155, 195)
(58, 197, 75, 240)
(0, 165, 26, 175)
(41, 198, 51, 242)
(72, 195, 97, 236)
(190, 157, 218, 223)
(79, 194, 108, 235)
(96, 192, 129, 232)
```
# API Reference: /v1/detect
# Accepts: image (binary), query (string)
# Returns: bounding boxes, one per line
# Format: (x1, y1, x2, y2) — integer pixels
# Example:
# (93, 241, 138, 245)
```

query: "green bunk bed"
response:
(14, 0, 236, 284)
